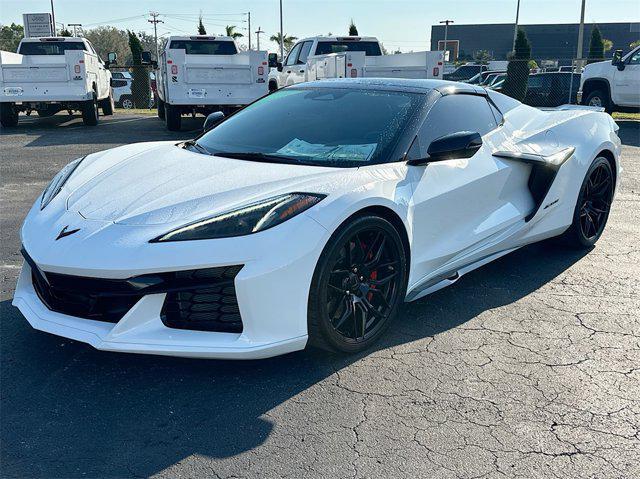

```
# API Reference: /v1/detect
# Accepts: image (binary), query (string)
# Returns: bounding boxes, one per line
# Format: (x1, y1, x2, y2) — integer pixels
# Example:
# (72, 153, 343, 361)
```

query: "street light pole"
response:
(247, 12, 251, 50)
(256, 27, 265, 51)
(148, 12, 164, 61)
(513, 0, 521, 50)
(576, 0, 586, 60)
(439, 20, 454, 62)
(50, 0, 56, 35)
(279, 0, 284, 60)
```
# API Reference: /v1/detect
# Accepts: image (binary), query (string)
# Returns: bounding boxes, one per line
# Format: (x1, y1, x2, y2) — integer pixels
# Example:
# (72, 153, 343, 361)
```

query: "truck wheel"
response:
(157, 98, 165, 120)
(165, 104, 181, 131)
(82, 95, 99, 126)
(268, 80, 279, 93)
(100, 91, 115, 116)
(584, 90, 611, 113)
(0, 103, 19, 127)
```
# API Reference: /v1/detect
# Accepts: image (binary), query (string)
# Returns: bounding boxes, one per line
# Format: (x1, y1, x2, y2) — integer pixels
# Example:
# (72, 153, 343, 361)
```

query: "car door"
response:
(281, 42, 303, 86)
(290, 40, 313, 83)
(613, 48, 640, 107)
(406, 93, 534, 284)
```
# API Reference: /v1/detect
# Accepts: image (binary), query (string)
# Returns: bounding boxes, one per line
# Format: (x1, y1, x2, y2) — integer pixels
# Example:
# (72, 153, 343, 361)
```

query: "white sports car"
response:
(14, 79, 621, 359)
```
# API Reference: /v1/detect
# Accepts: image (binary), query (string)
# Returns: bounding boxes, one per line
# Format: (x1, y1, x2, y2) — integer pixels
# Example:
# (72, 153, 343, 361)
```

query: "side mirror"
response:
(203, 111, 225, 132)
(407, 131, 482, 166)
(141, 51, 153, 65)
(110, 78, 115, 87)
(268, 53, 278, 68)
(106, 51, 117, 68)
(276, 62, 283, 72)
(612, 49, 625, 70)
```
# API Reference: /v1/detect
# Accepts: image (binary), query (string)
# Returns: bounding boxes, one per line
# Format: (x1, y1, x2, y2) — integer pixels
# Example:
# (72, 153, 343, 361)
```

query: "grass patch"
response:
(612, 112, 640, 121)
(114, 108, 157, 116)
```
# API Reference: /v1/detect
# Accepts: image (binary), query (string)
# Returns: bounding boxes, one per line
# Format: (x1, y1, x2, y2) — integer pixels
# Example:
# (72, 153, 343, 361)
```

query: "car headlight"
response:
(152, 193, 326, 242)
(41, 157, 85, 210)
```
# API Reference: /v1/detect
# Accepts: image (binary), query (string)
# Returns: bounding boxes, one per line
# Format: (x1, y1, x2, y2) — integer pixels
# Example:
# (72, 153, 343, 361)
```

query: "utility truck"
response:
(156, 35, 269, 131)
(578, 46, 640, 112)
(0, 37, 114, 127)
(268, 36, 444, 91)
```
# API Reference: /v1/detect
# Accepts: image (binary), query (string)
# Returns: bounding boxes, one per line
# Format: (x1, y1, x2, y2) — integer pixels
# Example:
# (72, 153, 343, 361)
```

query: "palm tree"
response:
(225, 25, 243, 40)
(269, 32, 298, 55)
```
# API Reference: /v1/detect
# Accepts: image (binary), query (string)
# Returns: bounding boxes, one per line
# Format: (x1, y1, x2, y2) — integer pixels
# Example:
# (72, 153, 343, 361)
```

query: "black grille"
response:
(161, 266, 244, 333)
(23, 249, 243, 331)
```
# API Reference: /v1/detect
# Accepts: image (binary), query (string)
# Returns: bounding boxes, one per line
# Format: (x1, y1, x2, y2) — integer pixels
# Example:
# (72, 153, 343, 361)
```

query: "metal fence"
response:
(108, 65, 156, 110)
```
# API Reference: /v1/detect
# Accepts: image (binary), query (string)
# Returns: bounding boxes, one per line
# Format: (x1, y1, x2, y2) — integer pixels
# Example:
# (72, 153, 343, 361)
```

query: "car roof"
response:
(292, 78, 486, 95)
(297, 36, 379, 43)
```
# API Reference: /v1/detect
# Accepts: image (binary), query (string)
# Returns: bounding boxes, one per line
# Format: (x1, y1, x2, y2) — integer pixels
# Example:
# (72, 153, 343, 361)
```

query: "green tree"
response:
(474, 50, 492, 64)
(528, 59, 539, 70)
(84, 26, 130, 63)
(349, 19, 358, 36)
(225, 25, 243, 39)
(269, 32, 298, 55)
(0, 23, 24, 52)
(588, 25, 604, 63)
(501, 29, 531, 101)
(603, 38, 613, 53)
(60, 28, 72, 37)
(198, 16, 206, 35)
(631, 40, 640, 49)
(128, 30, 150, 108)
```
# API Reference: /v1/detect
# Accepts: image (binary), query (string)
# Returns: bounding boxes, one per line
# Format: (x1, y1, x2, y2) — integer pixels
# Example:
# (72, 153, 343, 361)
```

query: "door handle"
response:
(299, 69, 305, 73)
(286, 70, 292, 74)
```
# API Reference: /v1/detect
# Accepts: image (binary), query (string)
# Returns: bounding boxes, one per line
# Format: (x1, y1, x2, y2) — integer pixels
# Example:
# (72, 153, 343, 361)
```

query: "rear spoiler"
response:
(539, 104, 604, 112)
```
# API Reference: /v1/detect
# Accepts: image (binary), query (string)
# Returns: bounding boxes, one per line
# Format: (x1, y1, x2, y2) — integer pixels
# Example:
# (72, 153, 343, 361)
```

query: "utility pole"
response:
(69, 23, 82, 36)
(576, 0, 586, 60)
(50, 0, 56, 35)
(148, 12, 163, 60)
(247, 12, 251, 50)
(439, 20, 453, 62)
(256, 27, 265, 51)
(279, 0, 284, 60)
(513, 0, 521, 50)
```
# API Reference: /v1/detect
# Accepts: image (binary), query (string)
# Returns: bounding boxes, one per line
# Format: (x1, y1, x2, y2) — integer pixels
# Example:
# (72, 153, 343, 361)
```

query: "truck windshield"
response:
(168, 40, 238, 55)
(195, 87, 423, 167)
(315, 41, 382, 56)
(18, 41, 86, 55)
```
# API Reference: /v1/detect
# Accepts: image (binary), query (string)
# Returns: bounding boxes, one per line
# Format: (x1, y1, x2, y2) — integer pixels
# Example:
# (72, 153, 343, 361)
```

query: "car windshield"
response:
(168, 40, 237, 55)
(315, 41, 382, 56)
(195, 87, 423, 167)
(18, 41, 86, 55)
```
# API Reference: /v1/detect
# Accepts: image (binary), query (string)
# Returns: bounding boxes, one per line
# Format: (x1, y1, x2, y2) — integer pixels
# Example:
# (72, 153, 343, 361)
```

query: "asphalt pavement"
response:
(1, 113, 639, 479)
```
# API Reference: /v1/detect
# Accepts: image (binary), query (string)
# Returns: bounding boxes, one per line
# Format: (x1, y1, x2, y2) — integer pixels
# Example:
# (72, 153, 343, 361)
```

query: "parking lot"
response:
(1, 114, 639, 478)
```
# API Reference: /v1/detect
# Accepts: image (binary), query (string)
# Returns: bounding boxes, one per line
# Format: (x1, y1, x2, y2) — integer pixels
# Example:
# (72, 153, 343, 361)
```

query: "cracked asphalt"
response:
(1, 114, 639, 479)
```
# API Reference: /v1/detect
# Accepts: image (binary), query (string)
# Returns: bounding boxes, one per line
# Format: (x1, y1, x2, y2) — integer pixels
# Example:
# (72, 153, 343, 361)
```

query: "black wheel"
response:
(562, 157, 614, 248)
(0, 103, 19, 127)
(584, 90, 610, 112)
(157, 98, 165, 120)
(100, 91, 115, 116)
(165, 103, 181, 131)
(308, 215, 408, 353)
(82, 94, 99, 126)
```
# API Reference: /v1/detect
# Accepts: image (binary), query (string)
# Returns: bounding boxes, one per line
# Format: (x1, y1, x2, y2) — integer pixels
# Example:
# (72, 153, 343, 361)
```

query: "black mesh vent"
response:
(161, 265, 243, 333)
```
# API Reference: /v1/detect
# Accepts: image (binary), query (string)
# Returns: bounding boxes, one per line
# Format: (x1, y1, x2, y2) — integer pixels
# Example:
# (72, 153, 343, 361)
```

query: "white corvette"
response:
(14, 79, 621, 359)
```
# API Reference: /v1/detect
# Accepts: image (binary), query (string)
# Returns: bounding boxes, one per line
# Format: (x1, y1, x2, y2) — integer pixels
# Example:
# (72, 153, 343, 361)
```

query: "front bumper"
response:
(13, 210, 330, 359)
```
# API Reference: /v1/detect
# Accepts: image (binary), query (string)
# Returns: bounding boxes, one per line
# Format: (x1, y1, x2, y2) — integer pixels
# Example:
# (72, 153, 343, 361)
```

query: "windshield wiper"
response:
(182, 140, 211, 156)
(212, 151, 302, 164)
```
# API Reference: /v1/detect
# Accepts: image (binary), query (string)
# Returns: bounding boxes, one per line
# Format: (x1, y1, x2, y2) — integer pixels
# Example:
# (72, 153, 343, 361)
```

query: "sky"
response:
(2, 0, 639, 52)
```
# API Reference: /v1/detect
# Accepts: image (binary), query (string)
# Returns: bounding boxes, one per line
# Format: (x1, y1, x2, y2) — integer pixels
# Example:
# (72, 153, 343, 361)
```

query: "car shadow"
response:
(0, 240, 589, 478)
(616, 120, 639, 147)
(0, 112, 205, 146)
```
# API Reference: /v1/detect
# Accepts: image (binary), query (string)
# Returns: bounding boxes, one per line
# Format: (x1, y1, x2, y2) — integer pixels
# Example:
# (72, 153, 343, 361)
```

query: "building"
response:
(430, 22, 640, 62)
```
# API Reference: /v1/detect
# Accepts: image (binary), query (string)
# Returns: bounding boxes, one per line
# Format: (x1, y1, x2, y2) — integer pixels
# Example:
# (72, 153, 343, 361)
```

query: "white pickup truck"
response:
(0, 37, 113, 127)
(578, 46, 640, 112)
(268, 36, 444, 91)
(156, 35, 269, 131)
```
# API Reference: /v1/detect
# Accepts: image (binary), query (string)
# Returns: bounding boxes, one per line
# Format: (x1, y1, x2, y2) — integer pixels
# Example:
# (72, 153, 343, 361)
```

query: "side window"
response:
(411, 94, 498, 158)
(627, 50, 640, 65)
(297, 41, 313, 65)
(285, 43, 302, 66)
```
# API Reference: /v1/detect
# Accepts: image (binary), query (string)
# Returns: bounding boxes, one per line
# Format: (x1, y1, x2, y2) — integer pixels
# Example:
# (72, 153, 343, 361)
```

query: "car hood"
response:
(64, 141, 347, 226)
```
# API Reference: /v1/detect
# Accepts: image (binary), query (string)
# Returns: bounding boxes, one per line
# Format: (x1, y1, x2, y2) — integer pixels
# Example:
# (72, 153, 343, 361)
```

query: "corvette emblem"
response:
(55, 225, 80, 240)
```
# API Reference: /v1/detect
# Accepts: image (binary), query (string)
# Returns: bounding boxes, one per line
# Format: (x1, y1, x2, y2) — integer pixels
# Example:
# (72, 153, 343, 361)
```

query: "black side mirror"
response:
(268, 53, 278, 68)
(141, 51, 153, 65)
(276, 62, 283, 72)
(612, 49, 625, 70)
(407, 131, 482, 166)
(203, 111, 225, 132)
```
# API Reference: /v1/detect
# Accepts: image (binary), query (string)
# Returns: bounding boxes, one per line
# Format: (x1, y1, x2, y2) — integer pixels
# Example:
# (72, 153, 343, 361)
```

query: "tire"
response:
(0, 103, 19, 127)
(561, 157, 614, 248)
(81, 94, 99, 126)
(308, 215, 408, 354)
(120, 96, 134, 110)
(100, 91, 115, 116)
(165, 103, 181, 131)
(268, 80, 278, 93)
(584, 89, 611, 112)
(157, 98, 165, 120)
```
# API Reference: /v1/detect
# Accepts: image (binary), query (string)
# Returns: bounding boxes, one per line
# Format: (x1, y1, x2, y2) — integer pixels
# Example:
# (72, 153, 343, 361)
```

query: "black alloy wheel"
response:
(308, 215, 407, 353)
(563, 156, 614, 248)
